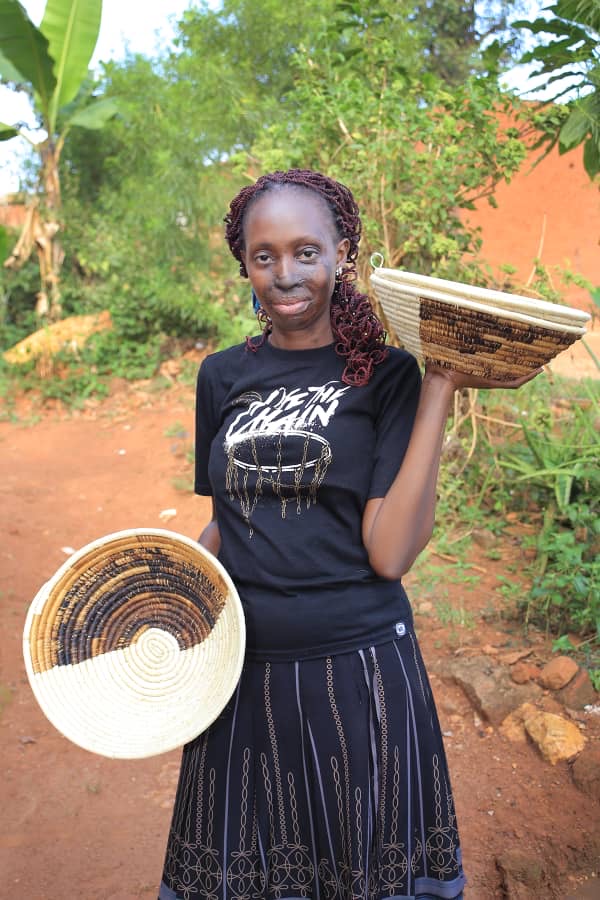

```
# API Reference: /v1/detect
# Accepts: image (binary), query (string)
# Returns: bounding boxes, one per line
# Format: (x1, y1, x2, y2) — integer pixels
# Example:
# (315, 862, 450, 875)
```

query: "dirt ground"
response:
(1, 352, 599, 900)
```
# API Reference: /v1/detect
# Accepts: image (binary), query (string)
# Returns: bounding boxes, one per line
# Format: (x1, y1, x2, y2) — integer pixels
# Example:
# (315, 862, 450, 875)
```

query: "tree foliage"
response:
(3, 0, 530, 361)
(513, 0, 600, 178)
(410, 0, 526, 83)
(238, 1, 526, 282)
(55, 0, 344, 347)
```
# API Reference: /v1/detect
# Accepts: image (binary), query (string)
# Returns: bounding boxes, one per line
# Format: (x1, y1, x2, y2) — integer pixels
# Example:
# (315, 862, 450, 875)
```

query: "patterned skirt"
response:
(158, 622, 465, 900)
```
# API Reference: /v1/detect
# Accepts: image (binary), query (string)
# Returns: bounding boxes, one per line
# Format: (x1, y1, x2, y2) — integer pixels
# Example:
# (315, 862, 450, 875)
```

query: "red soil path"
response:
(1, 375, 599, 899)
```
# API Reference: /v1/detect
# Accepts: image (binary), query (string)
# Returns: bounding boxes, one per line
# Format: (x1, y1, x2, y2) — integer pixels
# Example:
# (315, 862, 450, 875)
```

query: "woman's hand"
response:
(423, 362, 544, 392)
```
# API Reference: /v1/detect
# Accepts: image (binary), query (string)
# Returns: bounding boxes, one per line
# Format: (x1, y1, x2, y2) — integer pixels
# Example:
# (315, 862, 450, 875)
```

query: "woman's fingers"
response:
(498, 367, 545, 389)
(424, 363, 545, 391)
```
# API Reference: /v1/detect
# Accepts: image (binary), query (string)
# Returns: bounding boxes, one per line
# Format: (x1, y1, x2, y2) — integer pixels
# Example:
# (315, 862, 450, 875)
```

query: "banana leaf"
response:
(0, 120, 20, 140)
(40, 0, 102, 131)
(0, 0, 56, 114)
(68, 97, 119, 130)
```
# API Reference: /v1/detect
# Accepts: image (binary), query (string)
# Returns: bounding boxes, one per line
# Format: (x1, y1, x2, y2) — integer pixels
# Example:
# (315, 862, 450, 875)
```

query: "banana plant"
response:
(0, 0, 118, 318)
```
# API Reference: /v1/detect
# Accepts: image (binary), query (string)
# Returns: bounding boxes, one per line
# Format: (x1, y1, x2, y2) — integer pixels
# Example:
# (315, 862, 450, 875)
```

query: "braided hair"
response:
(224, 169, 388, 386)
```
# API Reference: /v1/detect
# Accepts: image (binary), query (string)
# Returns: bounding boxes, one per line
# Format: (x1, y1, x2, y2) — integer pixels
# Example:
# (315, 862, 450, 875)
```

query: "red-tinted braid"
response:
(224, 169, 387, 386)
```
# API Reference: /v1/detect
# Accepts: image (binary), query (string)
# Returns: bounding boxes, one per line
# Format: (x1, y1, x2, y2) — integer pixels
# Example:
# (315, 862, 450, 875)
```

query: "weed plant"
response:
(436, 371, 599, 673)
(499, 377, 599, 638)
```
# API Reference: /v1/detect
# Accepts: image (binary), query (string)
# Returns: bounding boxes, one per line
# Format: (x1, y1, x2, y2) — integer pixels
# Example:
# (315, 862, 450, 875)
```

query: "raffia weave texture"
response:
(371, 268, 590, 380)
(23, 529, 245, 759)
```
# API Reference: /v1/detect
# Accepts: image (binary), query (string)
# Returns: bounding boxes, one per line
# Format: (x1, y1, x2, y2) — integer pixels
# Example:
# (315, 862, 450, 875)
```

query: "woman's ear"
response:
(336, 238, 350, 266)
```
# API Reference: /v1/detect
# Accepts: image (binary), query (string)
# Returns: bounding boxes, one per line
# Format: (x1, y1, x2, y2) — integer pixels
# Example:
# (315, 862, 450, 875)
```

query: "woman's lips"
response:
(272, 297, 311, 315)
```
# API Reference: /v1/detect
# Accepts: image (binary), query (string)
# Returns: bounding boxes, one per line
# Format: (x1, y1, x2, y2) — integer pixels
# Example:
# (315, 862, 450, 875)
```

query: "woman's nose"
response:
(274, 257, 302, 288)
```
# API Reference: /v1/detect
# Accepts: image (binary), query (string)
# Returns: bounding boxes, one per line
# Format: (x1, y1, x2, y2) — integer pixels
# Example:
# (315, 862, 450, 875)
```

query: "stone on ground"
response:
(571, 745, 600, 803)
(557, 669, 597, 710)
(538, 656, 579, 690)
(500, 702, 539, 743)
(496, 850, 547, 899)
(510, 661, 541, 684)
(524, 711, 586, 765)
(444, 656, 541, 726)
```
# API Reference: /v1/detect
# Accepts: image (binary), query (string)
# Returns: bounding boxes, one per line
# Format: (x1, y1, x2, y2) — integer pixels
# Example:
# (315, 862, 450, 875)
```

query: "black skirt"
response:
(158, 621, 465, 900)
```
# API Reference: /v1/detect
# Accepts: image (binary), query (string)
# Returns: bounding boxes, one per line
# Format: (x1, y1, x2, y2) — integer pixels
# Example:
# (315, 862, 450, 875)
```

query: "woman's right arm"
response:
(198, 498, 221, 556)
(362, 364, 541, 579)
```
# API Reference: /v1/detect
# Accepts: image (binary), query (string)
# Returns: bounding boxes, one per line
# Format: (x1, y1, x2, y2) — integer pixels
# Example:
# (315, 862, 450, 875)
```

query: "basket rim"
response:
(371, 273, 587, 335)
(371, 268, 591, 326)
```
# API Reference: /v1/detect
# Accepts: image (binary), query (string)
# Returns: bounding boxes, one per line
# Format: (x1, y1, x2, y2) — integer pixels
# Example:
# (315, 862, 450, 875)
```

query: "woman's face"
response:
(241, 186, 350, 348)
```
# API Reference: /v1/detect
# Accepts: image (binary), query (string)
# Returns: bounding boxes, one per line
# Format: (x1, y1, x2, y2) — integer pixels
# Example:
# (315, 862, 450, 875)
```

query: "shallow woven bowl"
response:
(371, 268, 590, 381)
(23, 529, 245, 759)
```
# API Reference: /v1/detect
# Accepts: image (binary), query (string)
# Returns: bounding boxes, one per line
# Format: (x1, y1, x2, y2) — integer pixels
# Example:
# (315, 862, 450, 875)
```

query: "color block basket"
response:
(370, 267, 591, 380)
(23, 529, 245, 759)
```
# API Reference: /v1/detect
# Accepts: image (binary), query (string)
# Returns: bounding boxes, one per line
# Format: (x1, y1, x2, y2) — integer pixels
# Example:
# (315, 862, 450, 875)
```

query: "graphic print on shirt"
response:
(224, 381, 351, 528)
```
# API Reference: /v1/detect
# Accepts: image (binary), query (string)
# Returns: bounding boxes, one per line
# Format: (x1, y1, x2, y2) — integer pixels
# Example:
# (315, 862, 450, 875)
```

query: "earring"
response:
(251, 288, 260, 313)
(336, 266, 343, 277)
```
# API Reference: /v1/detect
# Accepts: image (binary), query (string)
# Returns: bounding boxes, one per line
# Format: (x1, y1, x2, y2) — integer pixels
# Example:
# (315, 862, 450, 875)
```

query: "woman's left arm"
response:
(362, 364, 541, 580)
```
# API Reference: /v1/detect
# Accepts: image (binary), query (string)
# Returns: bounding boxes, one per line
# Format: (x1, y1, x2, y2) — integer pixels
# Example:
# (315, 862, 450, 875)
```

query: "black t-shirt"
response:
(195, 339, 421, 660)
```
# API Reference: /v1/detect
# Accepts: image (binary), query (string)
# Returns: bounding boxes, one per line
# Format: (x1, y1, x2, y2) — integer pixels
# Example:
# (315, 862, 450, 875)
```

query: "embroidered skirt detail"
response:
(159, 627, 465, 900)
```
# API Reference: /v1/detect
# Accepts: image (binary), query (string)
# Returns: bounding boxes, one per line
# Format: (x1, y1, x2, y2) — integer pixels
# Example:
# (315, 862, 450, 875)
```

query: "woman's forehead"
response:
(242, 185, 338, 243)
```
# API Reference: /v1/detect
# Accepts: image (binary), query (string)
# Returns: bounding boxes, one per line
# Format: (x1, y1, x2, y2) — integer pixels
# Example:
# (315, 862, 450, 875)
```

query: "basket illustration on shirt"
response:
(223, 383, 350, 526)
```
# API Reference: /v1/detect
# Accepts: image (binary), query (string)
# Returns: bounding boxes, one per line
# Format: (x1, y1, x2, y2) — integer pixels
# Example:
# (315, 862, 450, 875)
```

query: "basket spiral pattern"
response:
(23, 529, 245, 759)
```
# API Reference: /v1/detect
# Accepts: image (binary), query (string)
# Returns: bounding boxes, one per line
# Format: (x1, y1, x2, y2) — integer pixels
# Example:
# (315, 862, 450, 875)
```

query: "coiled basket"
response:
(23, 529, 245, 759)
(370, 267, 590, 380)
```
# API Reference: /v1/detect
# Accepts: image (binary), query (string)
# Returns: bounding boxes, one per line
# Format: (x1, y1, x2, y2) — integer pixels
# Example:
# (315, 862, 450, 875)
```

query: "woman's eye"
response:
(255, 253, 271, 264)
(300, 248, 318, 260)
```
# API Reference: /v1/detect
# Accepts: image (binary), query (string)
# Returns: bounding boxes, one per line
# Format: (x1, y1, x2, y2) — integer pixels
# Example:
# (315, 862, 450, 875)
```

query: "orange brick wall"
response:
(464, 143, 599, 313)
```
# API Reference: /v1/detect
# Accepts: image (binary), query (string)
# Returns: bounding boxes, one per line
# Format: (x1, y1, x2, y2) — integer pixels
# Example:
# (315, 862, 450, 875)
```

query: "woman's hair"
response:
(224, 169, 388, 386)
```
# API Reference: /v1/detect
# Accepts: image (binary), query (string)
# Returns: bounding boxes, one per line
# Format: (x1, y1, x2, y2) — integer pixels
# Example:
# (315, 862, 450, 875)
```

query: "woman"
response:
(159, 169, 538, 900)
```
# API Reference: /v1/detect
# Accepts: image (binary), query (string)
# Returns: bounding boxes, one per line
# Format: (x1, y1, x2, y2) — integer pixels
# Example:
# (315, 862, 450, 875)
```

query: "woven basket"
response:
(371, 268, 590, 381)
(23, 529, 245, 759)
